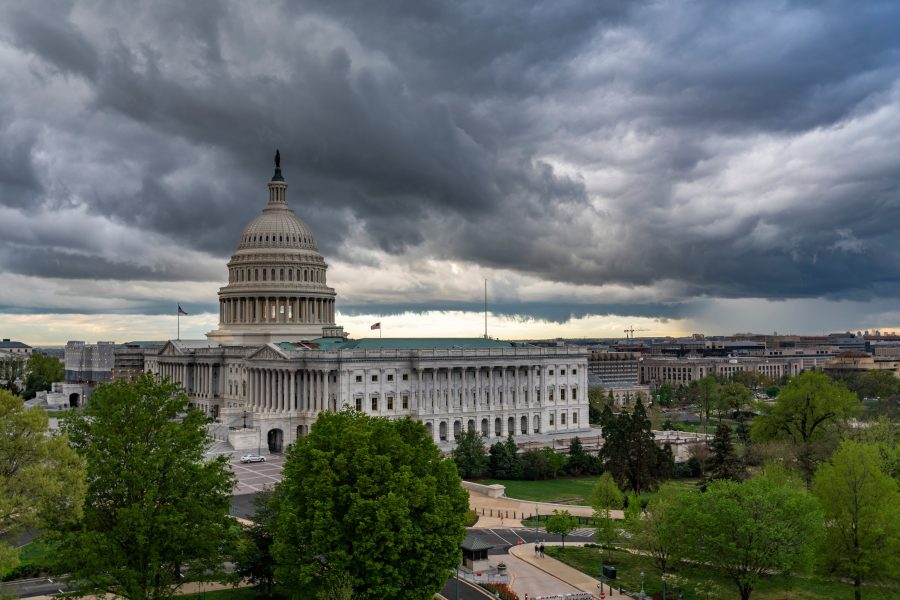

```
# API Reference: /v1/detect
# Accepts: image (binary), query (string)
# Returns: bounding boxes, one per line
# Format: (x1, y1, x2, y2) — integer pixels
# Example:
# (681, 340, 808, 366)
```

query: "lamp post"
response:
(242, 410, 247, 429)
(662, 573, 667, 600)
(640, 572, 645, 597)
(455, 563, 459, 600)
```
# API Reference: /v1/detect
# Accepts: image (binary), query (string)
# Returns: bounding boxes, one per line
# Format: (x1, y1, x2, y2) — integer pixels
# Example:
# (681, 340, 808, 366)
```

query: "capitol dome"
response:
(207, 155, 338, 346)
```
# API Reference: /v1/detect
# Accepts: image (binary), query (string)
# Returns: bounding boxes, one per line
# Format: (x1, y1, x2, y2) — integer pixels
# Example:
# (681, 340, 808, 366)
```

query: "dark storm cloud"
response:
(1, 0, 900, 319)
(338, 301, 695, 324)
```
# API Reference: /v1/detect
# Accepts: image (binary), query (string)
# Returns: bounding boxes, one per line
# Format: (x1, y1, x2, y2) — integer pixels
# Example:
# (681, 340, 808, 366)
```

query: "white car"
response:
(240, 454, 266, 463)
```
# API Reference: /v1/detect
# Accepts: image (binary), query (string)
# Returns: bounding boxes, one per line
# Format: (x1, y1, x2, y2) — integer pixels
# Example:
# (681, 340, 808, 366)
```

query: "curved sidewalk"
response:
(468, 490, 623, 529)
(510, 542, 624, 598)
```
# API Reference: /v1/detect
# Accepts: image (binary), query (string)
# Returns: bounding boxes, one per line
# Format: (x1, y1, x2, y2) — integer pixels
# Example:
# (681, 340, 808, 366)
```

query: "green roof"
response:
(280, 338, 529, 351)
(460, 534, 494, 551)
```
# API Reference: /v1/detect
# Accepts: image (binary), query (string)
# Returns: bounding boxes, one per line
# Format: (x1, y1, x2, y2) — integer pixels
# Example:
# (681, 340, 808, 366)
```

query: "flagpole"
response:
(177, 305, 180, 341)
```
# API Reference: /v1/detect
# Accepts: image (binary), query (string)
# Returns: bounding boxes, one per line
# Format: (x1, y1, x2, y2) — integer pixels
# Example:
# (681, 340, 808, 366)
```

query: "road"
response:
(440, 576, 496, 599)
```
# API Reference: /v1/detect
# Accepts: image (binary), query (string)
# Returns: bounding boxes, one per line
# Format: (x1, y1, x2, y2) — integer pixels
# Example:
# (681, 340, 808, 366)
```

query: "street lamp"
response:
(242, 410, 247, 429)
(662, 572, 667, 600)
(640, 572, 645, 597)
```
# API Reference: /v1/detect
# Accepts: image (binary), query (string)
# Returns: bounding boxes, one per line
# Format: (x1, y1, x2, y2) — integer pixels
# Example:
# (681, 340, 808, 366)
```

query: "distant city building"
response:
(588, 350, 639, 385)
(65, 341, 115, 385)
(0, 339, 32, 355)
(591, 383, 651, 409)
(146, 162, 589, 452)
(112, 341, 165, 382)
(640, 356, 802, 386)
(822, 351, 900, 379)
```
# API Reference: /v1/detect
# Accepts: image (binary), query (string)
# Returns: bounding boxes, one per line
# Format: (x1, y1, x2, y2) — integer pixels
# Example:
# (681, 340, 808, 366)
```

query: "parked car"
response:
(240, 454, 266, 463)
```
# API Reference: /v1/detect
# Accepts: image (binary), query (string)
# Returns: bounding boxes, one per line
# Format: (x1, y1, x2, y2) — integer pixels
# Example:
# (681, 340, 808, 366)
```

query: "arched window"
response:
(280, 269, 284, 281)
(262, 270, 266, 281)
(271, 269, 275, 280)
(288, 270, 293, 281)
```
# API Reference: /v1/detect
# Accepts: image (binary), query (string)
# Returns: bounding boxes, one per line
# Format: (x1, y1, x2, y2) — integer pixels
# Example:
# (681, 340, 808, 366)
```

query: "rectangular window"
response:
(549, 413, 555, 425)
(387, 374, 394, 382)
(387, 396, 394, 410)
(402, 395, 409, 409)
(571, 388, 577, 400)
(561, 369, 566, 375)
(572, 412, 578, 424)
(372, 374, 378, 382)
(355, 398, 362, 411)
(402, 373, 409, 381)
(560, 388, 566, 401)
(371, 397, 378, 411)
(549, 369, 554, 376)
(572, 369, 577, 375)
(561, 412, 567, 425)
(355, 375, 362, 383)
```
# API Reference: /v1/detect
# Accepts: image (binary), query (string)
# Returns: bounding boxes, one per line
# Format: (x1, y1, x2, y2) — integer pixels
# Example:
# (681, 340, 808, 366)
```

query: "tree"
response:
(489, 434, 522, 479)
(706, 424, 742, 482)
(752, 370, 859, 486)
(718, 382, 752, 423)
(234, 491, 279, 597)
(567, 437, 599, 476)
(545, 510, 578, 548)
(0, 354, 26, 394)
(452, 429, 488, 479)
(656, 383, 674, 407)
(599, 399, 667, 493)
(272, 410, 468, 600)
(854, 370, 900, 400)
(697, 376, 720, 435)
(680, 476, 823, 600)
(23, 353, 64, 399)
(0, 389, 85, 574)
(629, 483, 689, 575)
(591, 473, 623, 550)
(59, 374, 236, 600)
(814, 441, 900, 600)
(520, 447, 566, 480)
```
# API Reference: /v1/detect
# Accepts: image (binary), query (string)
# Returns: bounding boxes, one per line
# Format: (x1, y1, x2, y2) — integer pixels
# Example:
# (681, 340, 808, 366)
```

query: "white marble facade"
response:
(145, 161, 590, 451)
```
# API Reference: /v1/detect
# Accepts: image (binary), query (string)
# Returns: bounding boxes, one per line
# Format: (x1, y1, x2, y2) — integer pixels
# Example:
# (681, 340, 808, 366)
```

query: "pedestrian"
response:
(539, 543, 545, 557)
(534, 542, 539, 556)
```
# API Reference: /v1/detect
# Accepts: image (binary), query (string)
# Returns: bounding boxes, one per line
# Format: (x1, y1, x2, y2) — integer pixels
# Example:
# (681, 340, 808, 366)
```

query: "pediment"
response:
(247, 344, 289, 362)
(159, 341, 183, 357)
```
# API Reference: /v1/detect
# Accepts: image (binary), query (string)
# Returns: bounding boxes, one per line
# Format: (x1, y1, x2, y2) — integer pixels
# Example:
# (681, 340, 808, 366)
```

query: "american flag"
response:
(370, 322, 381, 330)
(178, 305, 189, 316)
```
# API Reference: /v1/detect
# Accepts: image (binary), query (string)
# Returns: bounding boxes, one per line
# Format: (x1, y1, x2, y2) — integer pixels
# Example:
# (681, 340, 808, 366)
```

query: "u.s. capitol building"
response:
(145, 159, 589, 452)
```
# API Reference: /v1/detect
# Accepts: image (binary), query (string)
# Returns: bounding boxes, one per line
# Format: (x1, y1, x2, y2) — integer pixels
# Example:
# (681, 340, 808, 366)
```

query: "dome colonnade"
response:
(207, 162, 337, 344)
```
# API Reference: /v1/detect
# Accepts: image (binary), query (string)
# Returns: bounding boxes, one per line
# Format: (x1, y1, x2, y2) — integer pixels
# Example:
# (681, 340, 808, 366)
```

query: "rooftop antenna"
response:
(484, 279, 488, 340)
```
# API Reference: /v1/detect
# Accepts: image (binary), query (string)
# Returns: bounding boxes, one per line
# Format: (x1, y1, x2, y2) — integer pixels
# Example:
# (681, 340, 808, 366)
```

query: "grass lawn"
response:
(178, 587, 274, 600)
(1, 539, 60, 581)
(476, 476, 603, 503)
(546, 546, 892, 600)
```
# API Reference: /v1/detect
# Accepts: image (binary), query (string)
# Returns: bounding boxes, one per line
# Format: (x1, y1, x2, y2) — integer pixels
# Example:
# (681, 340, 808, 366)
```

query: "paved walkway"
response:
(510, 542, 625, 598)
(468, 490, 623, 529)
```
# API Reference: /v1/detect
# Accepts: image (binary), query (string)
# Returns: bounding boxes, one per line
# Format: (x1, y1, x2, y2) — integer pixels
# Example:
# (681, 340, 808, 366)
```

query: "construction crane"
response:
(623, 325, 650, 341)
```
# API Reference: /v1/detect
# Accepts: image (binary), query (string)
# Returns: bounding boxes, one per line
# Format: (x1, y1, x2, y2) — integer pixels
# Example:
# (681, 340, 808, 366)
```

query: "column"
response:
(324, 370, 330, 411)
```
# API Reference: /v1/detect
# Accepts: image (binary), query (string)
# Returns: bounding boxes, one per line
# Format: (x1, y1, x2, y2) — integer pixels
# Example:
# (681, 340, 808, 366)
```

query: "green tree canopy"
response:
(23, 353, 64, 399)
(718, 382, 753, 421)
(452, 429, 488, 479)
(628, 482, 690, 574)
(752, 370, 859, 485)
(0, 389, 85, 574)
(0, 354, 26, 394)
(697, 375, 720, 435)
(592, 472, 623, 550)
(706, 423, 742, 483)
(59, 374, 236, 600)
(544, 510, 578, 548)
(814, 441, 900, 600)
(679, 476, 823, 600)
(272, 410, 468, 600)
(599, 399, 669, 493)
(234, 491, 279, 597)
(489, 434, 522, 479)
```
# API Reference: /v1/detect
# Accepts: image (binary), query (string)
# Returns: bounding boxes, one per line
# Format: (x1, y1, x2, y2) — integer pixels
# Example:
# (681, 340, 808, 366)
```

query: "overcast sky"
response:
(2, 0, 900, 344)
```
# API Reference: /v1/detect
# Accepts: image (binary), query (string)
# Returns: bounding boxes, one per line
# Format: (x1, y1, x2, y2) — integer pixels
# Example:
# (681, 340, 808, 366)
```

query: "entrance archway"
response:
(533, 415, 541, 433)
(520, 415, 528, 434)
(494, 417, 501, 437)
(68, 393, 80, 408)
(439, 421, 448, 441)
(453, 420, 462, 440)
(467, 419, 476, 433)
(267, 428, 284, 453)
(481, 418, 489, 437)
(507, 417, 515, 436)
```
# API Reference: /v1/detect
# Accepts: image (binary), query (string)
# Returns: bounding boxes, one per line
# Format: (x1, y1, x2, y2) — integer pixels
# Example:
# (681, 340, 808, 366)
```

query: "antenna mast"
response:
(484, 279, 488, 340)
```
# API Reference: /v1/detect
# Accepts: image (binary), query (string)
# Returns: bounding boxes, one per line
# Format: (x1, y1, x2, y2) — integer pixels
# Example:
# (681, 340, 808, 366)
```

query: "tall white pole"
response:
(484, 279, 488, 340)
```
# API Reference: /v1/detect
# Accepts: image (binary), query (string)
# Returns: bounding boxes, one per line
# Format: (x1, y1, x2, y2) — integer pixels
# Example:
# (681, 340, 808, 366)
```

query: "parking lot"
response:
(206, 440, 286, 495)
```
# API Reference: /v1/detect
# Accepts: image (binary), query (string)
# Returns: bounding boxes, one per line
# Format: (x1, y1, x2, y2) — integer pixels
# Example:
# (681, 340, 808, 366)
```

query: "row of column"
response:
(157, 362, 218, 398)
(219, 296, 335, 325)
(158, 362, 187, 386)
(247, 367, 331, 413)
(410, 366, 572, 414)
